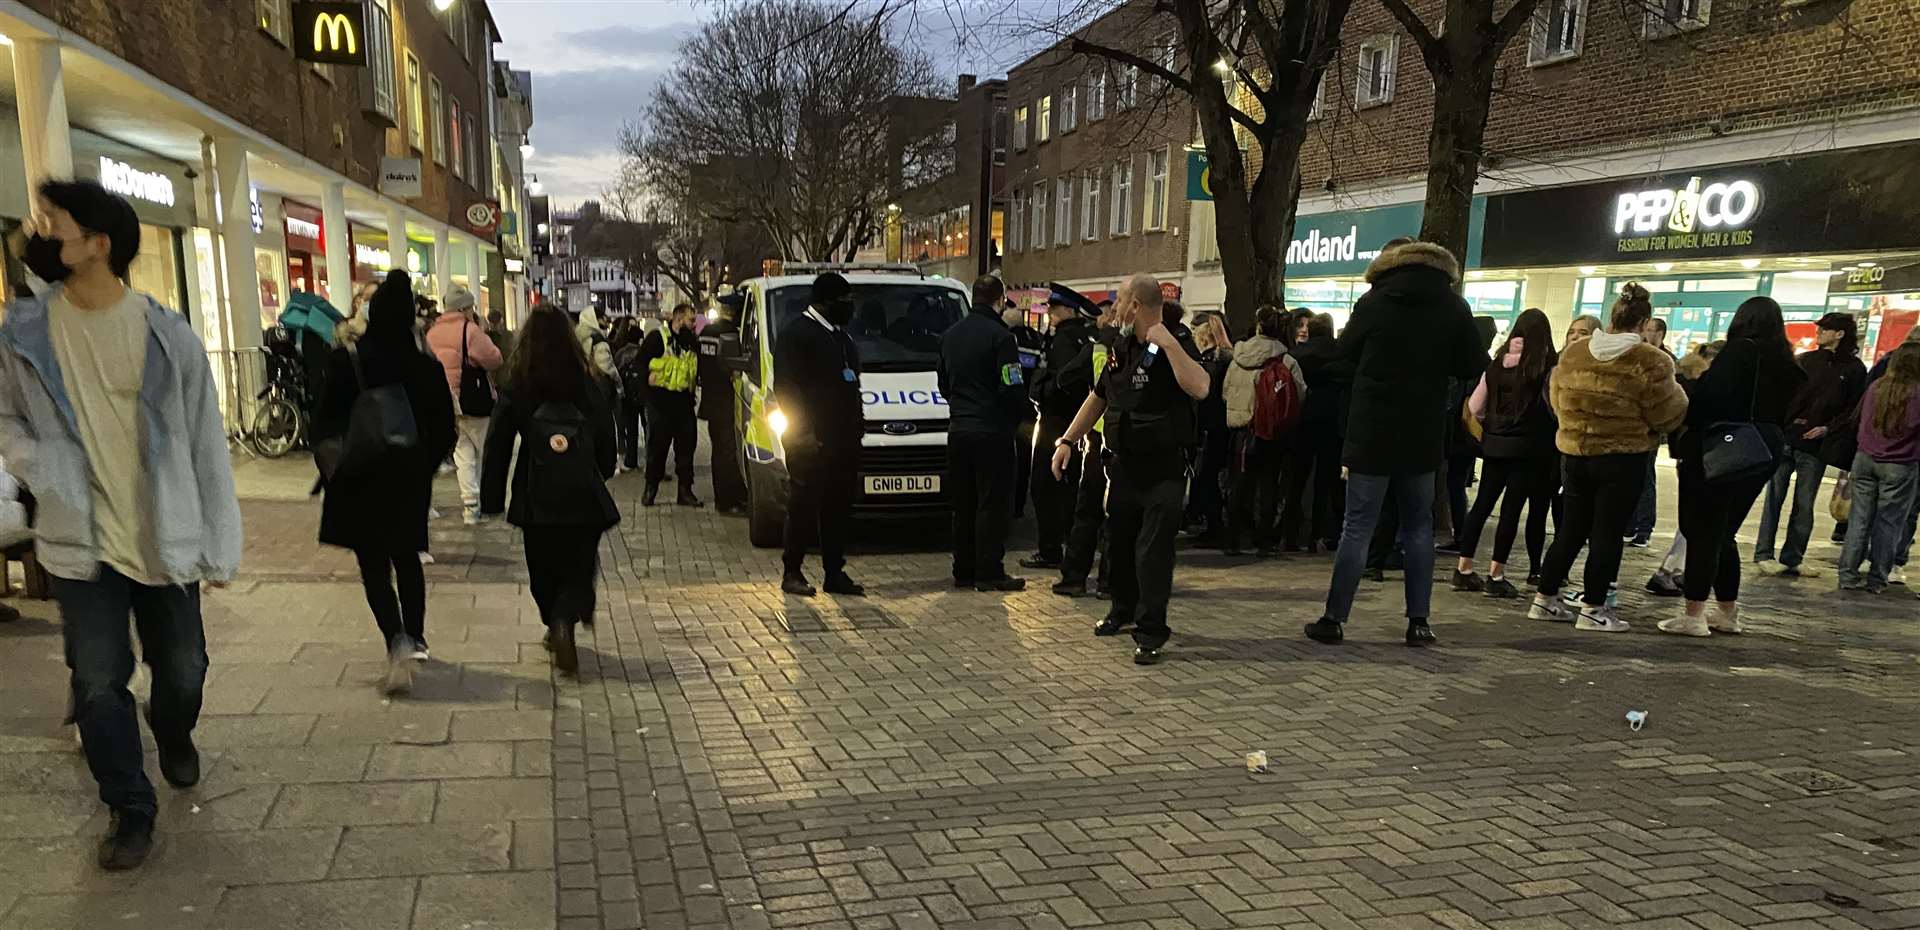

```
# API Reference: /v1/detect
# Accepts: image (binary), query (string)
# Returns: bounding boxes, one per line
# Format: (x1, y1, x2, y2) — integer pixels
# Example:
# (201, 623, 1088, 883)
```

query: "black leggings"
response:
(1457, 453, 1558, 568)
(1676, 456, 1768, 603)
(1537, 453, 1648, 605)
(354, 548, 425, 650)
(1226, 431, 1284, 549)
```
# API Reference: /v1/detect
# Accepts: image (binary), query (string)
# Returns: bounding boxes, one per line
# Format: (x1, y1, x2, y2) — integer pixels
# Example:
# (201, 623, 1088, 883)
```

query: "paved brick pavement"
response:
(1, 456, 1916, 930)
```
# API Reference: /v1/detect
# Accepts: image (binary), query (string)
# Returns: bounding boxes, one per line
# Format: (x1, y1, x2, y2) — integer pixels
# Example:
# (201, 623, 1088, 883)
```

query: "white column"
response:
(12, 37, 74, 194)
(467, 238, 486, 301)
(321, 181, 353, 313)
(214, 137, 263, 351)
(385, 204, 408, 281)
(1523, 271, 1581, 336)
(434, 226, 453, 299)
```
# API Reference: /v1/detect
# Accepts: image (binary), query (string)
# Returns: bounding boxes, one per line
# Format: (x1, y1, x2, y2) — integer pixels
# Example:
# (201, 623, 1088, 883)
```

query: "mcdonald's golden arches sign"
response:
(293, 1, 368, 67)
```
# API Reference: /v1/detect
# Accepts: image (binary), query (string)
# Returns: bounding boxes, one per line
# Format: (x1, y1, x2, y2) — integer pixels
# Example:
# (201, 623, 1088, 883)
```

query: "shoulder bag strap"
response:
(1745, 340, 1761, 421)
(461, 319, 470, 370)
(348, 344, 368, 391)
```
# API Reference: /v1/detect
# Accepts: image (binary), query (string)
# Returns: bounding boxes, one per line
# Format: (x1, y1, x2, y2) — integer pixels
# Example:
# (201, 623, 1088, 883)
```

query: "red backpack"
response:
(1250, 358, 1302, 441)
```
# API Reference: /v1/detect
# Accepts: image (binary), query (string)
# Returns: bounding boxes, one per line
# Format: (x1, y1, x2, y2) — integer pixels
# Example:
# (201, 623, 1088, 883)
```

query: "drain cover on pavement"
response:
(1766, 768, 1862, 794)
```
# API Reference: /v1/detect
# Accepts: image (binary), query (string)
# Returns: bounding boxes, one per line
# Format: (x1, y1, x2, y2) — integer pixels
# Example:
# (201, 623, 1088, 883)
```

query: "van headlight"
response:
(768, 408, 789, 437)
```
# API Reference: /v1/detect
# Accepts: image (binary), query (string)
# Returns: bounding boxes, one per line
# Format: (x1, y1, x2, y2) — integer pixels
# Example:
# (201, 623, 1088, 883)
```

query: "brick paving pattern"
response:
(0, 457, 1916, 929)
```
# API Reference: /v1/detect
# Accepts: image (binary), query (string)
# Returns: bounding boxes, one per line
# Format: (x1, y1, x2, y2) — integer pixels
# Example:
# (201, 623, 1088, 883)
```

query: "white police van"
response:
(716, 264, 968, 547)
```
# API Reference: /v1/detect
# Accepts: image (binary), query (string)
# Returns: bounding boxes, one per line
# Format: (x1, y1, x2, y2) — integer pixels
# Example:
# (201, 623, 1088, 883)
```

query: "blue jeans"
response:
(1755, 448, 1825, 567)
(53, 566, 207, 818)
(1838, 454, 1918, 588)
(1324, 471, 1435, 623)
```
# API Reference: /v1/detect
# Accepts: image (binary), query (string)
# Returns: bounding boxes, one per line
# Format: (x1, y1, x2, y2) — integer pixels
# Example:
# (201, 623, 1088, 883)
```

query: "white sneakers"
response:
(1528, 596, 1574, 623)
(1574, 605, 1630, 633)
(1708, 603, 1744, 635)
(1657, 613, 1711, 637)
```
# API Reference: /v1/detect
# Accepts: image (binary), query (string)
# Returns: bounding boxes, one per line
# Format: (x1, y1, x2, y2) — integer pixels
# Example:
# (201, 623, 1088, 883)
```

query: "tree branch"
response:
(1378, 0, 1443, 71)
(1067, 36, 1192, 95)
(1494, 0, 1547, 50)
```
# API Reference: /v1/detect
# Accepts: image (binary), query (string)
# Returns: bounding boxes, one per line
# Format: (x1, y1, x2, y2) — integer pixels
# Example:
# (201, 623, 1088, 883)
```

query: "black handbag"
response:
(458, 320, 496, 418)
(1700, 346, 1782, 484)
(315, 347, 420, 481)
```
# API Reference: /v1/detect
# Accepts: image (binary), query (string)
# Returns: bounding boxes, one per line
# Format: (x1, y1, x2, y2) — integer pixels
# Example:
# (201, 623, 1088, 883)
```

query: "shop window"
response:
(1529, 0, 1586, 66)
(1060, 86, 1077, 134)
(361, 2, 398, 125)
(406, 55, 425, 152)
(1646, 0, 1710, 36)
(1087, 74, 1106, 122)
(1037, 96, 1052, 143)
(1055, 178, 1073, 247)
(1013, 106, 1029, 152)
(1357, 37, 1397, 108)
(1144, 148, 1169, 231)
(257, 0, 290, 45)
(1081, 169, 1100, 241)
(1110, 158, 1133, 237)
(450, 98, 466, 181)
(1031, 181, 1048, 251)
(1009, 189, 1024, 253)
(430, 77, 447, 166)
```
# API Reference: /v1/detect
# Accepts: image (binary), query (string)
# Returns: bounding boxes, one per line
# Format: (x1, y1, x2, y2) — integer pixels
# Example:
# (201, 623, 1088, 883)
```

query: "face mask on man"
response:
(823, 297, 856, 327)
(22, 234, 72, 284)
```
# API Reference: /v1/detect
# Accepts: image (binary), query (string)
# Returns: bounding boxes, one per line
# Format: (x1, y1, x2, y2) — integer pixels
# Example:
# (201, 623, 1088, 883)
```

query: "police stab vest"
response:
(649, 341, 697, 393)
(1092, 342, 1109, 435)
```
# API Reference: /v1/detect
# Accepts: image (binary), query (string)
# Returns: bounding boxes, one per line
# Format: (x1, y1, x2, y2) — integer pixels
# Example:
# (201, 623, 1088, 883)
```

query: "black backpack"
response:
(522, 399, 620, 529)
(615, 343, 648, 402)
(457, 320, 496, 417)
(316, 347, 419, 481)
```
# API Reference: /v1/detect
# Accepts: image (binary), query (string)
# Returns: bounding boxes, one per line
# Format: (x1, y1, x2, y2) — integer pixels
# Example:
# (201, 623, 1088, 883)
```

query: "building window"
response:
(1530, 0, 1586, 64)
(1145, 148, 1169, 231)
(363, 1, 398, 123)
(1357, 37, 1398, 108)
(1081, 169, 1100, 241)
(1110, 159, 1133, 236)
(1060, 86, 1077, 134)
(1037, 96, 1052, 143)
(1088, 75, 1106, 122)
(465, 112, 482, 187)
(1646, 0, 1710, 35)
(1055, 178, 1073, 246)
(1031, 181, 1048, 250)
(450, 97, 465, 180)
(406, 55, 425, 151)
(1155, 40, 1178, 82)
(993, 105, 1008, 164)
(257, 0, 290, 44)
(1119, 66, 1138, 109)
(1013, 106, 1029, 151)
(1308, 76, 1326, 121)
(429, 77, 446, 166)
(1009, 189, 1024, 252)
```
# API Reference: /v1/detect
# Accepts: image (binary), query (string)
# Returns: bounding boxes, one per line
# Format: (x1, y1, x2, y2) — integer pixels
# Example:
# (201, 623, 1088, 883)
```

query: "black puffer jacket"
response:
(1291, 336, 1351, 436)
(1784, 347, 1866, 453)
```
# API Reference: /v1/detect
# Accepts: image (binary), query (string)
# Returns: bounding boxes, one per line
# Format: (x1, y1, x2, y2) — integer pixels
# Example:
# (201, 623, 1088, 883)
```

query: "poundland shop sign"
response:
(1284, 199, 1486, 278)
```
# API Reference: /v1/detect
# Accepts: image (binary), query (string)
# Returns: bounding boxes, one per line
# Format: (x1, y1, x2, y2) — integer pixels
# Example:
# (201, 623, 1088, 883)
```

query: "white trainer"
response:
(1708, 603, 1744, 635)
(1657, 613, 1711, 637)
(1527, 596, 1573, 623)
(1574, 606, 1630, 632)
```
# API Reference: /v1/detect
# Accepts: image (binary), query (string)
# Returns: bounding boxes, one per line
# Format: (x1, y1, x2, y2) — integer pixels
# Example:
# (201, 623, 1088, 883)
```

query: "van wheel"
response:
(747, 463, 784, 548)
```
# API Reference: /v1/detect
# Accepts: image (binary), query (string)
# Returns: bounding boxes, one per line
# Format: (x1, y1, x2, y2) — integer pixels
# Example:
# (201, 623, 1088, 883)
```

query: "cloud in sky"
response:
(552, 23, 697, 60)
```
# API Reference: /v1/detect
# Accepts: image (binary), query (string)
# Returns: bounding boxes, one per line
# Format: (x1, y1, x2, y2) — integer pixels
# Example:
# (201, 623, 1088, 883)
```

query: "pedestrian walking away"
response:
(424, 285, 503, 524)
(1657, 299, 1803, 636)
(315, 270, 458, 694)
(1454, 308, 1559, 599)
(639, 303, 704, 507)
(1305, 241, 1489, 647)
(1754, 312, 1865, 577)
(1222, 307, 1305, 556)
(776, 273, 867, 597)
(1836, 345, 1920, 594)
(612, 318, 649, 471)
(481, 306, 621, 674)
(1527, 283, 1688, 632)
(0, 180, 244, 871)
(1022, 283, 1101, 570)
(699, 294, 749, 513)
(1051, 274, 1210, 665)
(941, 275, 1031, 591)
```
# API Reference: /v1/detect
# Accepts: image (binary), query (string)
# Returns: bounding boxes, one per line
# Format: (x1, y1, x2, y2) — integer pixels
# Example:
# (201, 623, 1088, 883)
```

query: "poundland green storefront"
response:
(1273, 198, 1526, 331)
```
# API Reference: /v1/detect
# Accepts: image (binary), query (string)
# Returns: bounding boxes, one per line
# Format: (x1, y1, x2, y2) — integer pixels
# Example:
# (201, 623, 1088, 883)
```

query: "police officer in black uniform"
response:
(1053, 300, 1118, 598)
(1005, 303, 1044, 520)
(698, 294, 748, 514)
(1021, 283, 1100, 570)
(1049, 275, 1210, 665)
(939, 275, 1030, 591)
(775, 273, 866, 598)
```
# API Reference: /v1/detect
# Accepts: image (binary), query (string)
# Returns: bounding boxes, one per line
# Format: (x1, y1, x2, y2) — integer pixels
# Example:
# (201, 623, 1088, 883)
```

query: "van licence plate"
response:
(865, 474, 940, 495)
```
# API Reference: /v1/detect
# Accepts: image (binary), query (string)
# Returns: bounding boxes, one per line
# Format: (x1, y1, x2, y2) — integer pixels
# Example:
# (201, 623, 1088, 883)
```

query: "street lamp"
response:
(433, 0, 455, 10)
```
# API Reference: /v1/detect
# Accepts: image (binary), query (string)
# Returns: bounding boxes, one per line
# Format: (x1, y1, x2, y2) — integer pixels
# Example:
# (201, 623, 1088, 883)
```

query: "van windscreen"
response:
(768, 284, 967, 372)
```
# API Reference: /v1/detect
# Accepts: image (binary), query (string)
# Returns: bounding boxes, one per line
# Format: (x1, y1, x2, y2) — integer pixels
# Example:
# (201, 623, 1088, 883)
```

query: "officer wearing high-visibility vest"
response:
(1053, 299, 1117, 597)
(638, 303, 702, 508)
(1022, 282, 1101, 572)
(1049, 274, 1209, 666)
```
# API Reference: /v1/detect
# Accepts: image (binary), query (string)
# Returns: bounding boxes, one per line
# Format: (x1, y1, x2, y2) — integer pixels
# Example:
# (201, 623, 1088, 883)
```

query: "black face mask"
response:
(823, 298, 855, 327)
(22, 234, 71, 284)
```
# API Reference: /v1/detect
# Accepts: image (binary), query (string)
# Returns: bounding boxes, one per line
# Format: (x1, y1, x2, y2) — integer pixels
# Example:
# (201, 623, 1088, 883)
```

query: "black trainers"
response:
(1018, 553, 1061, 570)
(781, 572, 816, 597)
(1303, 618, 1344, 644)
(97, 810, 154, 871)
(676, 492, 706, 508)
(1133, 645, 1163, 665)
(1406, 620, 1437, 647)
(1452, 570, 1484, 593)
(1484, 576, 1519, 599)
(1364, 566, 1386, 582)
(975, 576, 1026, 592)
(1645, 570, 1684, 597)
(1052, 578, 1088, 598)
(823, 573, 866, 597)
(144, 711, 200, 789)
(1093, 615, 1132, 636)
(642, 485, 659, 507)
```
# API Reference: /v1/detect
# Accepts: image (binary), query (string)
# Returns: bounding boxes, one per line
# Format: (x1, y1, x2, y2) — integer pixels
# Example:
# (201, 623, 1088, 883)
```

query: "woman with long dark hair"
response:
(1453, 308, 1558, 597)
(1655, 297, 1803, 636)
(480, 307, 619, 673)
(1281, 312, 1350, 551)
(315, 271, 458, 695)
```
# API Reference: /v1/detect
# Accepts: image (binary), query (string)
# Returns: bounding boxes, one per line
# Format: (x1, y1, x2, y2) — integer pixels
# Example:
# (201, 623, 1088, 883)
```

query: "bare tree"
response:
(634, 0, 946, 262)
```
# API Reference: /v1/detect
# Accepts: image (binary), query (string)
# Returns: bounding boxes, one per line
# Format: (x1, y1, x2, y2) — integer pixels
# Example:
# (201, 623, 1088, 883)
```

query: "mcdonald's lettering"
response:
(292, 1, 368, 66)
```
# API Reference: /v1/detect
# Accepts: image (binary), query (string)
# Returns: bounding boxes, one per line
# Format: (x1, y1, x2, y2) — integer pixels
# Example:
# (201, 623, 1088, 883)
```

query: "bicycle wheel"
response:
(250, 396, 303, 458)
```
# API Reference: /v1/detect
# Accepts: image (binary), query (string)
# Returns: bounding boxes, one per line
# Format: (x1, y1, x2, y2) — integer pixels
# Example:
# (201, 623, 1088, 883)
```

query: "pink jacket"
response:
(425, 311, 504, 412)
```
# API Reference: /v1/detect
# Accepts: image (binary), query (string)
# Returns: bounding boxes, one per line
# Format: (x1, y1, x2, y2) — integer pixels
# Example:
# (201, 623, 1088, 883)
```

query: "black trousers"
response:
(1227, 430, 1284, 549)
(1457, 453, 1558, 568)
(1061, 431, 1108, 585)
(1677, 455, 1768, 603)
(784, 445, 858, 576)
(1106, 456, 1186, 648)
(645, 393, 698, 492)
(1187, 427, 1229, 533)
(949, 430, 1016, 581)
(1537, 452, 1648, 605)
(1014, 419, 1035, 518)
(1281, 430, 1344, 547)
(619, 397, 645, 469)
(523, 525, 602, 629)
(706, 412, 747, 510)
(1030, 413, 1079, 560)
(354, 548, 426, 649)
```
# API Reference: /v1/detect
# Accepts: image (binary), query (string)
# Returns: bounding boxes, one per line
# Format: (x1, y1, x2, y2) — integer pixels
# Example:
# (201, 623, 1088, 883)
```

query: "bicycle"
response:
(248, 327, 310, 459)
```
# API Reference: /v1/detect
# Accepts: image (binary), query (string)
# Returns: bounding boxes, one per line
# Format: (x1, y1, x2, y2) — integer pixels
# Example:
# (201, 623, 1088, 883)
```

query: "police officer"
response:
(698, 295, 748, 514)
(1049, 274, 1210, 665)
(1021, 283, 1100, 570)
(638, 303, 703, 507)
(1053, 299, 1117, 598)
(940, 276, 1029, 591)
(775, 273, 865, 598)
(1003, 303, 1044, 520)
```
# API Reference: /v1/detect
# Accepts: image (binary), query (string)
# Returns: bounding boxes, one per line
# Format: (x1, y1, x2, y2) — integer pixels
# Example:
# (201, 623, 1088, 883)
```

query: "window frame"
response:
(1013, 106, 1029, 151)
(1144, 148, 1169, 232)
(1030, 181, 1049, 251)
(1119, 66, 1138, 109)
(429, 77, 447, 167)
(406, 54, 425, 152)
(1110, 158, 1133, 237)
(1055, 177, 1073, 247)
(362, 1, 398, 123)
(464, 111, 482, 188)
(1008, 188, 1024, 252)
(1036, 96, 1052, 144)
(1529, 0, 1587, 66)
(257, 0, 290, 45)
(1060, 85, 1077, 134)
(1087, 74, 1106, 122)
(1645, 0, 1711, 36)
(1307, 76, 1326, 122)
(1081, 168, 1101, 242)
(1356, 36, 1399, 108)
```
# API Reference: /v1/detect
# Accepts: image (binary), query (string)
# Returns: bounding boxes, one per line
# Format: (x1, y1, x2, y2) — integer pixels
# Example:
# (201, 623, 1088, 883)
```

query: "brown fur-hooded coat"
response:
(1550, 330, 1688, 456)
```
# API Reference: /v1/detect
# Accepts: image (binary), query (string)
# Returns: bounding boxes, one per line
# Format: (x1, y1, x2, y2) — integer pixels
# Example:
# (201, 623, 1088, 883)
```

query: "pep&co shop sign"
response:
(1480, 143, 1920, 267)
(293, 1, 369, 67)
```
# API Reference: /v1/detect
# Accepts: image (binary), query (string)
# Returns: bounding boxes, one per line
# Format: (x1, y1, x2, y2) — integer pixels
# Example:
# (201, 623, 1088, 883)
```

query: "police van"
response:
(714, 264, 969, 547)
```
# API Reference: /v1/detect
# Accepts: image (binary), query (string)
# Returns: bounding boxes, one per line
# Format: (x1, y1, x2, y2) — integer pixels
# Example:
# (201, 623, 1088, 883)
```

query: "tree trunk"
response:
(1417, 56, 1497, 272)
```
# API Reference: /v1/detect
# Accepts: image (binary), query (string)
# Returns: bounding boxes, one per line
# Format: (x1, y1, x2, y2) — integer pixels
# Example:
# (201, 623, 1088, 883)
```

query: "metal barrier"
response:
(206, 347, 269, 452)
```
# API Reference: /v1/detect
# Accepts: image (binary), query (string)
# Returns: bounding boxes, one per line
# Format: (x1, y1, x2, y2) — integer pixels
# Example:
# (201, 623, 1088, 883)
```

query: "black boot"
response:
(145, 708, 200, 789)
(1303, 617, 1344, 643)
(1406, 619, 1437, 647)
(781, 571, 816, 597)
(551, 622, 579, 674)
(97, 810, 154, 871)
(677, 487, 705, 508)
(642, 484, 659, 507)
(823, 572, 866, 596)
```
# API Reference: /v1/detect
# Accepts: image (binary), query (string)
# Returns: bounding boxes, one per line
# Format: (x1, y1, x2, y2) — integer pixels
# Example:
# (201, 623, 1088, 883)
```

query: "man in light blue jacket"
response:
(0, 180, 241, 871)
